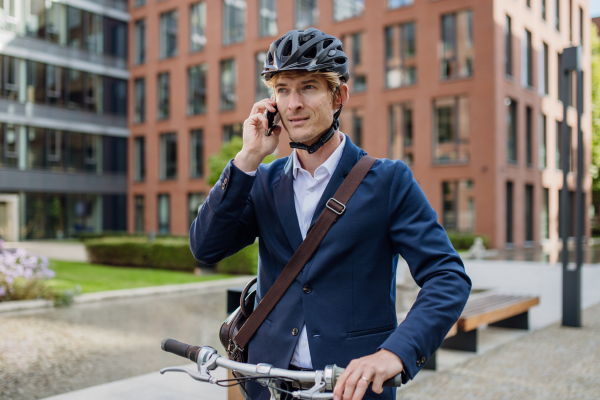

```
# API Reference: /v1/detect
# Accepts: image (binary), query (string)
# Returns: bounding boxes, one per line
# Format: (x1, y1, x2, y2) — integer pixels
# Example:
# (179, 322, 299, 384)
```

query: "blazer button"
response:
(303, 285, 312, 294)
(221, 178, 227, 190)
(292, 327, 299, 336)
(416, 360, 422, 367)
(421, 356, 426, 364)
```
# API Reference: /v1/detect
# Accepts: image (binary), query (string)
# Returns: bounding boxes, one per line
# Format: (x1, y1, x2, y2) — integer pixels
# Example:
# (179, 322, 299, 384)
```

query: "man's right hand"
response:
(234, 98, 282, 173)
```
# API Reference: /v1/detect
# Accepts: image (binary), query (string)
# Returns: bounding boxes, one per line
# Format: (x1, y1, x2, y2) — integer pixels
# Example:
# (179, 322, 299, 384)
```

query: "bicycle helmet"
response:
(261, 28, 350, 154)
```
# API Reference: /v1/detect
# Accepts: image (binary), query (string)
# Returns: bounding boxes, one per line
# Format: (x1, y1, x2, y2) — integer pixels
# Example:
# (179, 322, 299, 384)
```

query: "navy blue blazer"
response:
(190, 136, 471, 399)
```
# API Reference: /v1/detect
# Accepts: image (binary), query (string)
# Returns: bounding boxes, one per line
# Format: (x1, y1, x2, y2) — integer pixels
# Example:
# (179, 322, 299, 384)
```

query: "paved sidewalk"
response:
(4, 241, 88, 262)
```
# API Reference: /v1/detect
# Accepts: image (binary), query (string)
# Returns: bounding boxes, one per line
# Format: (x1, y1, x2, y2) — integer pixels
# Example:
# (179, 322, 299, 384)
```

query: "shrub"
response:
(446, 232, 490, 250)
(216, 242, 259, 275)
(77, 231, 144, 241)
(148, 240, 199, 271)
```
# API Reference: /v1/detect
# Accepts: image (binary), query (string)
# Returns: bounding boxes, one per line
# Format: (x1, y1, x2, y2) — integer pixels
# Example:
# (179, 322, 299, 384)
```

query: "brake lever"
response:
(160, 366, 218, 384)
(292, 371, 329, 399)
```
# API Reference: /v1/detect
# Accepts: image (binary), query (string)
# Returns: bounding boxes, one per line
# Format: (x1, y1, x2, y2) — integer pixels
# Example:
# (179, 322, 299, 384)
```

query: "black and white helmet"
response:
(261, 28, 349, 83)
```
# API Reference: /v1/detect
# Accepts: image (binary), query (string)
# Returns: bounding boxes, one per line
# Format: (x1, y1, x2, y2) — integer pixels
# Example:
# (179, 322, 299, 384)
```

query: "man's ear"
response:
(334, 83, 350, 109)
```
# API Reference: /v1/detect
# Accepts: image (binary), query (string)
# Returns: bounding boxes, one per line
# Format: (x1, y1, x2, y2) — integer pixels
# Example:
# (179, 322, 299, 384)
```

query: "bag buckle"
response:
(227, 339, 244, 356)
(326, 198, 346, 215)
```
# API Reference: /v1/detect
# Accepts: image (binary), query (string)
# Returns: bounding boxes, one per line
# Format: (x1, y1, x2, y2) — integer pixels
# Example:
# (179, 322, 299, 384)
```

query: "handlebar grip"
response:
(161, 339, 201, 363)
(382, 373, 403, 387)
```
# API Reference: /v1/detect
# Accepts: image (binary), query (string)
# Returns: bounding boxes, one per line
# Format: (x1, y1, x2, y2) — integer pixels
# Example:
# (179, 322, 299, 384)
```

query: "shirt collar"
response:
(292, 133, 346, 180)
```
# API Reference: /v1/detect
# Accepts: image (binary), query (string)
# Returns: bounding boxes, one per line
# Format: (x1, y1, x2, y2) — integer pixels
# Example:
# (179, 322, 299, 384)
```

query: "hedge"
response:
(85, 237, 259, 274)
(446, 232, 490, 250)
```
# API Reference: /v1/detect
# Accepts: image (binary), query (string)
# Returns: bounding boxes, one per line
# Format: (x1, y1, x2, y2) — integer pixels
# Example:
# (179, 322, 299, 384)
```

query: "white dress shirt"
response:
(242, 133, 346, 369)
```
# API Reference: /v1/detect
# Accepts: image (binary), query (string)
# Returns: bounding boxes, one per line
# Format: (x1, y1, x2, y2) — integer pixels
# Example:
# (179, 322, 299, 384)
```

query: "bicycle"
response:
(160, 338, 403, 400)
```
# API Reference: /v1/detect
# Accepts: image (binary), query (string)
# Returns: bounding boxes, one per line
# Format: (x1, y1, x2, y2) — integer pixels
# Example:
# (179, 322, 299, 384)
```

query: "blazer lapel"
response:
(273, 156, 303, 252)
(309, 136, 366, 227)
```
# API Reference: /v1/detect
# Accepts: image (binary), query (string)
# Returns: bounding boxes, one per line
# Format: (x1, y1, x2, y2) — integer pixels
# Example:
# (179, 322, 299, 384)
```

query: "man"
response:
(190, 28, 471, 400)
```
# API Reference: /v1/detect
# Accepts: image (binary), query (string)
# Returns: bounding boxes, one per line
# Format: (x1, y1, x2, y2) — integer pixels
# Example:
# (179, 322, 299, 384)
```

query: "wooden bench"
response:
(440, 292, 540, 352)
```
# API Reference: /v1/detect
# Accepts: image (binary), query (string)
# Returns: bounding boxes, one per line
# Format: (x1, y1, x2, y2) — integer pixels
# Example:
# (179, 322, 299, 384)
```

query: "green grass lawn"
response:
(47, 260, 232, 293)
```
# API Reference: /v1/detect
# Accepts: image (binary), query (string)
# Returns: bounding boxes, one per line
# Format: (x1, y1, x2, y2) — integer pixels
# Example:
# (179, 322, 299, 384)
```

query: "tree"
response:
(207, 136, 277, 186)
(591, 24, 600, 190)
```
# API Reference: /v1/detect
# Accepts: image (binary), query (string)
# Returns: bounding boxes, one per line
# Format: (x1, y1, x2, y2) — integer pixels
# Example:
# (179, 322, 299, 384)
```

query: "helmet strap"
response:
(289, 87, 343, 155)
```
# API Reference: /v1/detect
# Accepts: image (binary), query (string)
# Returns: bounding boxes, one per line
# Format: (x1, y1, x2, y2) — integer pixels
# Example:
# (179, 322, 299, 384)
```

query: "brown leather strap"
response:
(234, 155, 377, 349)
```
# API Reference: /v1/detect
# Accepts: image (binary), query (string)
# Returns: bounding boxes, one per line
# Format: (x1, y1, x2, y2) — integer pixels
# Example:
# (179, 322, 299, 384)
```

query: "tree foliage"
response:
(207, 136, 277, 186)
(591, 24, 600, 190)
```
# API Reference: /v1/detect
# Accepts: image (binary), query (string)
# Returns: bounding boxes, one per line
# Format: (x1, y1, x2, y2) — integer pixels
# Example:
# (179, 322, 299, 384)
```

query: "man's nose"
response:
(287, 90, 303, 110)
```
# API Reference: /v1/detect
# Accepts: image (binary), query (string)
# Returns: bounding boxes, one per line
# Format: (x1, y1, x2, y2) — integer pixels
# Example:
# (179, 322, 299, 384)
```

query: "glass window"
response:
(340, 108, 363, 147)
(505, 15, 512, 77)
(102, 136, 127, 174)
(441, 10, 473, 80)
(343, 32, 366, 92)
(579, 7, 583, 46)
(388, 103, 413, 164)
(65, 131, 84, 172)
(295, 0, 317, 29)
(256, 52, 270, 101)
(134, 78, 145, 123)
(103, 77, 127, 116)
(46, 129, 64, 171)
(542, 0, 547, 21)
(26, 0, 46, 39)
(556, 120, 561, 170)
(433, 96, 470, 163)
(1, 123, 19, 167)
(27, 126, 45, 169)
(525, 184, 534, 242)
(158, 72, 170, 120)
(104, 17, 127, 59)
(506, 181, 513, 244)
(188, 193, 206, 226)
(220, 59, 236, 111)
(190, 2, 207, 52)
(47, 2, 67, 46)
(442, 179, 475, 233)
(539, 114, 547, 170)
(259, 0, 277, 37)
(541, 188, 549, 240)
(83, 133, 98, 172)
(134, 0, 146, 7)
(388, 0, 413, 9)
(134, 19, 146, 65)
(84, 73, 102, 114)
(507, 98, 517, 163)
(524, 29, 533, 88)
(526, 106, 532, 165)
(542, 42, 549, 95)
(160, 10, 178, 59)
(67, 6, 83, 49)
(1, 0, 20, 31)
(67, 69, 84, 110)
(3, 55, 19, 101)
(85, 12, 103, 54)
(134, 195, 144, 233)
(223, 0, 246, 46)
(385, 22, 416, 88)
(134, 136, 145, 182)
(160, 132, 177, 180)
(26, 60, 46, 104)
(190, 129, 204, 178)
(188, 64, 207, 116)
(158, 194, 170, 235)
(334, 0, 363, 21)
(555, 0, 560, 31)
(223, 123, 243, 142)
(46, 64, 65, 107)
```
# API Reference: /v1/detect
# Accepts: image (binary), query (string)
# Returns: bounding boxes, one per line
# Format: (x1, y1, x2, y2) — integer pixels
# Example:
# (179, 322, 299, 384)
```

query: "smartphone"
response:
(266, 105, 280, 136)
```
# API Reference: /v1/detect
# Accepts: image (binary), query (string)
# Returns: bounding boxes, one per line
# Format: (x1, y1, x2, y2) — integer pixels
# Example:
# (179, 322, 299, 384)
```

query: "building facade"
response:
(128, 0, 592, 251)
(0, 0, 129, 241)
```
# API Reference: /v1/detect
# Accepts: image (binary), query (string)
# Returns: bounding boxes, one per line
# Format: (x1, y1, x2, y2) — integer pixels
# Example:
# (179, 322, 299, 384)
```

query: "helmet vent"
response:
(334, 57, 347, 65)
(267, 52, 274, 65)
(323, 39, 333, 49)
(282, 39, 293, 57)
(304, 47, 317, 59)
(300, 34, 315, 45)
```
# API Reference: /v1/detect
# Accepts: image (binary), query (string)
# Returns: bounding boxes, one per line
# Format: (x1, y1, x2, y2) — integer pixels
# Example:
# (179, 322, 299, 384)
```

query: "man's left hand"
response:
(333, 349, 403, 400)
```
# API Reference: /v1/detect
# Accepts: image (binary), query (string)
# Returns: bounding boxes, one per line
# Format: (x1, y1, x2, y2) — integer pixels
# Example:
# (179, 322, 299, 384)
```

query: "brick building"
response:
(128, 0, 592, 250)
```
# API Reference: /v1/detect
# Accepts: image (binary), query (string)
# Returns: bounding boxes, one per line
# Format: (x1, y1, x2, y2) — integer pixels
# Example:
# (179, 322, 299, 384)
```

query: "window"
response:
(104, 18, 127, 59)
(85, 12, 103, 55)
(385, 22, 416, 88)
(67, 6, 83, 49)
(190, 129, 204, 178)
(134, 19, 146, 65)
(542, 42, 549, 95)
(433, 95, 470, 163)
(556, 120, 561, 170)
(84, 73, 102, 114)
(1, 123, 19, 167)
(524, 29, 533, 88)
(160, 132, 177, 180)
(555, 0, 560, 31)
(158, 194, 170, 235)
(441, 10, 473, 80)
(506, 181, 513, 245)
(569, 0, 572, 43)
(525, 184, 534, 242)
(26, 60, 46, 104)
(134, 0, 146, 7)
(134, 195, 144, 233)
(507, 98, 517, 163)
(259, 0, 277, 37)
(542, 0, 547, 21)
(256, 52, 270, 101)
(47, 2, 67, 46)
(188, 64, 207, 116)
(134, 78, 145, 123)
(83, 133, 98, 172)
(343, 32, 366, 92)
(46, 64, 65, 107)
(540, 114, 547, 169)
(104, 77, 127, 116)
(388, 103, 413, 164)
(526, 0, 531, 8)
(340, 109, 363, 147)
(223, 123, 243, 142)
(3, 55, 19, 101)
(160, 10, 178, 59)
(26, 0, 46, 39)
(526, 106, 532, 165)
(334, 0, 363, 21)
(579, 7, 583, 46)
(295, 0, 317, 29)
(157, 72, 170, 120)
(541, 188, 549, 240)
(47, 129, 63, 170)
(27, 127, 45, 169)
(442, 179, 475, 233)
(223, 0, 246, 46)
(188, 193, 206, 226)
(220, 59, 236, 111)
(134, 136, 145, 182)
(65, 131, 84, 172)
(388, 0, 413, 10)
(190, 2, 207, 52)
(568, 126, 573, 172)
(67, 69, 84, 110)
(557, 52, 562, 101)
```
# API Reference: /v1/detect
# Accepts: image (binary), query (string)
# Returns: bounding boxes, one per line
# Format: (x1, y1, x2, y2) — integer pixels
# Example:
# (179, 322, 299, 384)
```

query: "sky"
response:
(591, 0, 600, 18)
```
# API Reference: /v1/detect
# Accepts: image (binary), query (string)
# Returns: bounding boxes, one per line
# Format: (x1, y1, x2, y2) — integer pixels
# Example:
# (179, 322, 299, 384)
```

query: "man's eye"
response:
(304, 85, 315, 90)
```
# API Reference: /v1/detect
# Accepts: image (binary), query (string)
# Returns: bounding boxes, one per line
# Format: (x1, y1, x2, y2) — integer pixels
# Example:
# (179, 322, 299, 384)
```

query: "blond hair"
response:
(262, 71, 342, 102)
